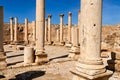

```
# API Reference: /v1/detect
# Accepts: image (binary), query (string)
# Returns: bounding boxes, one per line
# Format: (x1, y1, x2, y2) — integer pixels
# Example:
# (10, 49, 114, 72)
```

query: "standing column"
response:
(71, 0, 112, 80)
(67, 12, 72, 45)
(10, 17, 14, 42)
(14, 17, 18, 43)
(59, 14, 64, 45)
(45, 18, 48, 42)
(47, 14, 52, 44)
(35, 0, 48, 64)
(32, 21, 36, 41)
(24, 18, 28, 44)
(69, 27, 79, 60)
(78, 10, 81, 44)
(0, 6, 7, 69)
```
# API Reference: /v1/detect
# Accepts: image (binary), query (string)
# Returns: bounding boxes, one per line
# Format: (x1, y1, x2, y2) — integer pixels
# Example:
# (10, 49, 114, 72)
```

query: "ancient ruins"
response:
(0, 0, 120, 80)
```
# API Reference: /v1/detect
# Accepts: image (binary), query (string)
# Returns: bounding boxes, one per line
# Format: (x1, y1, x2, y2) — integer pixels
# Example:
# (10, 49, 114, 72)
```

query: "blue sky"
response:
(0, 0, 120, 25)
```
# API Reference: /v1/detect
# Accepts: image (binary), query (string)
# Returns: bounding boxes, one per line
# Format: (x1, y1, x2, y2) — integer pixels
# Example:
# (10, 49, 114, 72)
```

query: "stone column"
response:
(45, 18, 48, 42)
(59, 14, 64, 45)
(69, 27, 80, 60)
(78, 10, 81, 44)
(56, 29, 60, 42)
(35, 0, 48, 64)
(48, 14, 52, 44)
(67, 12, 72, 44)
(0, 6, 7, 69)
(24, 18, 28, 44)
(14, 17, 18, 43)
(32, 21, 36, 41)
(71, 0, 112, 80)
(10, 17, 14, 42)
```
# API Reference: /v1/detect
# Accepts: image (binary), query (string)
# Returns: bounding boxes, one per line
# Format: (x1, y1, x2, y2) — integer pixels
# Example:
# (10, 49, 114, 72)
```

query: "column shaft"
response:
(10, 17, 14, 42)
(71, 27, 79, 47)
(32, 21, 36, 41)
(45, 19, 48, 42)
(48, 14, 52, 44)
(0, 6, 7, 69)
(59, 14, 64, 43)
(0, 7, 4, 52)
(14, 17, 18, 42)
(24, 18, 28, 42)
(78, 10, 81, 44)
(36, 0, 45, 51)
(56, 29, 60, 42)
(67, 12, 72, 43)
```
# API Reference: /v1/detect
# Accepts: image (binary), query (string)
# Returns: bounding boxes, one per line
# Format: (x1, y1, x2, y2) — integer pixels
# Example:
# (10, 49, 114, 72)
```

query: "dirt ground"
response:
(0, 45, 76, 80)
(0, 45, 119, 80)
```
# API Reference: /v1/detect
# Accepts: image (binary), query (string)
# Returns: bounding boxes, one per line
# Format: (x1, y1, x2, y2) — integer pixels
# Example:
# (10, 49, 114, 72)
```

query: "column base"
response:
(59, 42, 65, 46)
(52, 42, 65, 46)
(65, 43, 72, 47)
(45, 41, 53, 45)
(0, 52, 7, 70)
(11, 41, 19, 45)
(71, 69, 113, 80)
(68, 46, 80, 60)
(101, 51, 110, 58)
(10, 41, 15, 45)
(35, 51, 48, 64)
(24, 41, 29, 45)
(52, 41, 59, 46)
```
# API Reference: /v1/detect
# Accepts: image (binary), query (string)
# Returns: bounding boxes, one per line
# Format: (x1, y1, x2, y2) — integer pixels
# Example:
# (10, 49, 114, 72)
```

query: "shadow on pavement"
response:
(9, 70, 45, 80)
(49, 54, 68, 61)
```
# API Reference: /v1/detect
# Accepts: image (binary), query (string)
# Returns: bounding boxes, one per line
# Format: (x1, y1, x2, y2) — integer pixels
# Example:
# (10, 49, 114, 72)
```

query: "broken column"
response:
(10, 17, 14, 42)
(35, 0, 48, 64)
(24, 47, 34, 65)
(69, 27, 80, 60)
(0, 6, 7, 69)
(14, 17, 18, 43)
(59, 14, 64, 45)
(24, 18, 28, 44)
(45, 18, 48, 43)
(71, 0, 112, 80)
(48, 14, 52, 45)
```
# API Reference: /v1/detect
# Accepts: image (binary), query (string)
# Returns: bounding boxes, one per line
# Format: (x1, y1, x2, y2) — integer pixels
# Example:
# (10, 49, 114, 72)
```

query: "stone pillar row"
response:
(9, 17, 37, 45)
(9, 12, 74, 46)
